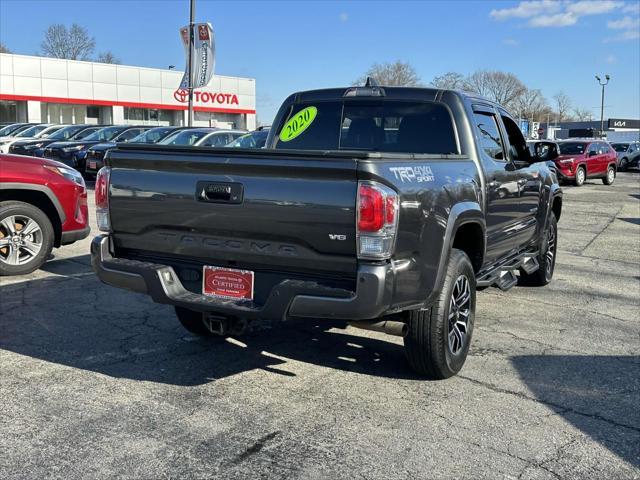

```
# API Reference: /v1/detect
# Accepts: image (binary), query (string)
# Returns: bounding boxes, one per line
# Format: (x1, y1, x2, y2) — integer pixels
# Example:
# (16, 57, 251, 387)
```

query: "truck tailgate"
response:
(106, 147, 358, 278)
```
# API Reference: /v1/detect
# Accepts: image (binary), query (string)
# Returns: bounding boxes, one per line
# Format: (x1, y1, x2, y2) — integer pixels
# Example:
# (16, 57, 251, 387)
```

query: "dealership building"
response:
(0, 53, 256, 130)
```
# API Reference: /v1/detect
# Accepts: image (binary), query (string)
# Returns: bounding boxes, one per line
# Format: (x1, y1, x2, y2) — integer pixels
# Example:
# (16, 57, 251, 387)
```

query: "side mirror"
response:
(588, 151, 597, 157)
(534, 142, 558, 162)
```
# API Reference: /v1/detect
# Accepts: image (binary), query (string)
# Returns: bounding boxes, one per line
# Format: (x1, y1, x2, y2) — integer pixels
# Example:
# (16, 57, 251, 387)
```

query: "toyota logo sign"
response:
(173, 89, 239, 106)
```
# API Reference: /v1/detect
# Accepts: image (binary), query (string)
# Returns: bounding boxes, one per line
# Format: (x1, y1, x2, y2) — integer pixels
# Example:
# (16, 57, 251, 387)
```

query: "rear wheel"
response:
(519, 214, 557, 287)
(602, 165, 615, 185)
(574, 166, 586, 186)
(404, 249, 475, 379)
(0, 201, 54, 276)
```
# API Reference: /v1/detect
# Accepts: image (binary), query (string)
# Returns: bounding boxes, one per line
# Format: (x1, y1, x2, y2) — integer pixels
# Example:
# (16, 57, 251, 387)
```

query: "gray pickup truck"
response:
(91, 85, 562, 378)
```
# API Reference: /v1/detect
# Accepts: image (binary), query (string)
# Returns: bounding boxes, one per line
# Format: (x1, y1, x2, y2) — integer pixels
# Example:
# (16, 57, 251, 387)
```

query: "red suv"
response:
(0, 154, 90, 275)
(555, 140, 618, 186)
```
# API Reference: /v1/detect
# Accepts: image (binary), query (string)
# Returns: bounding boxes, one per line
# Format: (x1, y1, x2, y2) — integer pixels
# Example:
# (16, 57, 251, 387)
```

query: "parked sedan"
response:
(0, 153, 90, 275)
(158, 128, 217, 146)
(0, 124, 61, 153)
(196, 129, 246, 147)
(611, 141, 640, 171)
(0, 123, 36, 137)
(85, 126, 177, 176)
(225, 129, 270, 149)
(43, 125, 147, 174)
(9, 125, 101, 157)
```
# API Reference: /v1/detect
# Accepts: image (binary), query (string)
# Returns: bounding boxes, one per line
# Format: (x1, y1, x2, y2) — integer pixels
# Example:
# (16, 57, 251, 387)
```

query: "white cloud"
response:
(339, 12, 349, 22)
(491, 0, 627, 27)
(622, 2, 640, 14)
(605, 54, 617, 63)
(604, 29, 640, 41)
(490, 1, 561, 20)
(530, 12, 579, 26)
(607, 15, 640, 28)
(503, 38, 520, 46)
(566, 1, 623, 15)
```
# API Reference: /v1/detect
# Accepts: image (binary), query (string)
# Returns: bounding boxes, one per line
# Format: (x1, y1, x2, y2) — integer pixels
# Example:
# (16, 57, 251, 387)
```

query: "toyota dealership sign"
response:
(173, 89, 239, 105)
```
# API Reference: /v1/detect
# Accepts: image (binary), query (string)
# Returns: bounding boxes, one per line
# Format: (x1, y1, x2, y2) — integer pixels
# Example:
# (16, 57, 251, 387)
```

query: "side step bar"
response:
(476, 251, 539, 291)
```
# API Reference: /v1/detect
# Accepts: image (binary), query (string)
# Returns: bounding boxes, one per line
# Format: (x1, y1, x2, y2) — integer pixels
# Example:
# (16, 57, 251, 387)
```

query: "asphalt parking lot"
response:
(1, 172, 639, 479)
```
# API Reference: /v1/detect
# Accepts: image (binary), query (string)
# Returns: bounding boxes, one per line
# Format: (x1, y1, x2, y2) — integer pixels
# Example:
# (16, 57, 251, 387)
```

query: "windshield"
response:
(16, 125, 49, 138)
(131, 127, 175, 144)
(227, 131, 269, 148)
(82, 126, 124, 142)
(272, 100, 458, 154)
(72, 126, 102, 140)
(159, 129, 212, 146)
(559, 142, 587, 155)
(48, 125, 86, 140)
(0, 124, 25, 136)
(37, 125, 64, 138)
(611, 143, 629, 152)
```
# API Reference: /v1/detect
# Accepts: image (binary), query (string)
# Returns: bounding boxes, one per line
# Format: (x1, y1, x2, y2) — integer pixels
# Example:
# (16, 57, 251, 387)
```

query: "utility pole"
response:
(187, 0, 195, 126)
(595, 74, 610, 138)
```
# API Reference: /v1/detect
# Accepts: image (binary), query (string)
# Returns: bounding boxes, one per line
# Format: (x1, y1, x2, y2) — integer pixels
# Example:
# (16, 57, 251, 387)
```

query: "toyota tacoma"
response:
(91, 85, 562, 378)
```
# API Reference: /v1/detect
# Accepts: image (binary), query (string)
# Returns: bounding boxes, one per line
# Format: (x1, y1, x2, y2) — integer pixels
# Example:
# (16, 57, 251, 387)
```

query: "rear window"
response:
(559, 142, 586, 155)
(273, 101, 458, 154)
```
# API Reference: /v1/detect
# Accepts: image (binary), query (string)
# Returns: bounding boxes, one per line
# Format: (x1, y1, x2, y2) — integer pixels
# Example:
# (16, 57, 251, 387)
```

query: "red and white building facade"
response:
(0, 53, 256, 130)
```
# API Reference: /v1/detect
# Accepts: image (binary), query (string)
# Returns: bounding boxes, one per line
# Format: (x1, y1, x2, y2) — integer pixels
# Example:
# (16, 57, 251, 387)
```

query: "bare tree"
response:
(0, 43, 11, 54)
(572, 107, 594, 121)
(430, 72, 466, 90)
(96, 51, 121, 64)
(354, 61, 422, 87)
(464, 70, 526, 109)
(513, 88, 549, 122)
(41, 23, 95, 60)
(553, 92, 572, 121)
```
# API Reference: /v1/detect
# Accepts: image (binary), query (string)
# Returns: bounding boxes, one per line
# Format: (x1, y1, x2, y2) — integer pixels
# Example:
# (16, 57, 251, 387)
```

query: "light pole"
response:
(595, 74, 610, 138)
(187, 0, 195, 126)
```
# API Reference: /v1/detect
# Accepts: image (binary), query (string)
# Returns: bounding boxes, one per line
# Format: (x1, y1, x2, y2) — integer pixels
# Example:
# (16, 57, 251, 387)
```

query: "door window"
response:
(588, 144, 598, 157)
(500, 114, 531, 162)
(473, 112, 506, 162)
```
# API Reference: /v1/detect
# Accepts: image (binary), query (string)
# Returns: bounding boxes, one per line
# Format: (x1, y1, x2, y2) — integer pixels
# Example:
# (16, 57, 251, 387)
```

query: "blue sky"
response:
(1, 0, 639, 123)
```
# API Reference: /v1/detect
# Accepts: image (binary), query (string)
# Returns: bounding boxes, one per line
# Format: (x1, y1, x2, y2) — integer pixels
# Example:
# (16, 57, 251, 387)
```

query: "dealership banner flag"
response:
(179, 23, 215, 89)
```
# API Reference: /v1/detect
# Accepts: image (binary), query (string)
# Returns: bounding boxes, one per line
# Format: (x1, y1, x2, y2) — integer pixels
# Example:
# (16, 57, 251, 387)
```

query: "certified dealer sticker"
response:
(389, 165, 435, 183)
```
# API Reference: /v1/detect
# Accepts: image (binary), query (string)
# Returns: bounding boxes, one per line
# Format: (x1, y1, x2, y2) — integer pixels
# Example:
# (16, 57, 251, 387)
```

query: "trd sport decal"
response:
(389, 165, 435, 183)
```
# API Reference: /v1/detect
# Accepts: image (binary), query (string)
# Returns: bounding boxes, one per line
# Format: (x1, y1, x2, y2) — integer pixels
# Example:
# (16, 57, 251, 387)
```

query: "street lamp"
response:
(595, 74, 610, 138)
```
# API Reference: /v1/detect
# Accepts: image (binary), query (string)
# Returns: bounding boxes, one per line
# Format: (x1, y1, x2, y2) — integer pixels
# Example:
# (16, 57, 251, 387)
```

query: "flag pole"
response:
(187, 0, 195, 126)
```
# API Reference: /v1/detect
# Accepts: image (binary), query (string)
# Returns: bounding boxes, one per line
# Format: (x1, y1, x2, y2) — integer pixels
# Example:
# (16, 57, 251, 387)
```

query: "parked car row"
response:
(527, 138, 635, 186)
(2, 122, 271, 178)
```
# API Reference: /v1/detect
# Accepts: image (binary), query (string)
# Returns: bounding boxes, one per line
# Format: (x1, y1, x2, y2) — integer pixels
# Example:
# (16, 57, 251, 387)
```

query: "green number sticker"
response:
(279, 106, 318, 142)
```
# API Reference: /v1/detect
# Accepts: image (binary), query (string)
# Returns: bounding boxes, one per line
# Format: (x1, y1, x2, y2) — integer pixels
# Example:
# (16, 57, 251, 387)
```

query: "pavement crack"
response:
(458, 375, 640, 433)
(580, 205, 625, 254)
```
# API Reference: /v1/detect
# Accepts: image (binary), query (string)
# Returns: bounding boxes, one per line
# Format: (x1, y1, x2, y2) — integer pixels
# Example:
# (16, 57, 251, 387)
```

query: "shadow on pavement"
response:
(512, 355, 640, 467)
(1, 258, 420, 387)
(619, 217, 640, 226)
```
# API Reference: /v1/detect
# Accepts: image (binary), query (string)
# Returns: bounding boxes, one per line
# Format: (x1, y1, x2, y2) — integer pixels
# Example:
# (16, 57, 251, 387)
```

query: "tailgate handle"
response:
(196, 181, 243, 204)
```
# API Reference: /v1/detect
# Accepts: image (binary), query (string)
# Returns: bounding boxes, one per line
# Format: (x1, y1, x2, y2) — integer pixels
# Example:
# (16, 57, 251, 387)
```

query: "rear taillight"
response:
(95, 167, 111, 232)
(357, 181, 399, 259)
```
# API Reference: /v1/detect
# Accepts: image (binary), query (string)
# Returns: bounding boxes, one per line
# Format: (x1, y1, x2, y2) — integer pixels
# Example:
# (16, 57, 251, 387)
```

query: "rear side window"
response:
(473, 112, 505, 161)
(274, 101, 458, 154)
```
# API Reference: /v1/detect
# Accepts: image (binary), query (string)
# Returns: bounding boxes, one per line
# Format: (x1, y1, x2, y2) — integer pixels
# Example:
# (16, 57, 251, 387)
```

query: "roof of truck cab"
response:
(289, 86, 497, 106)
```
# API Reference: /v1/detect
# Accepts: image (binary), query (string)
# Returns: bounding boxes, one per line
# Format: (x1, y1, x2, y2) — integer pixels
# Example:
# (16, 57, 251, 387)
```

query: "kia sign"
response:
(173, 89, 239, 105)
(179, 22, 215, 89)
(608, 118, 640, 129)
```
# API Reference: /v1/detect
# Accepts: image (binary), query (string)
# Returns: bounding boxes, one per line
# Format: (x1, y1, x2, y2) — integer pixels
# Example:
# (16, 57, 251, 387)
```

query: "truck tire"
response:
(519, 214, 557, 287)
(602, 165, 615, 185)
(574, 166, 586, 186)
(0, 201, 55, 276)
(618, 158, 628, 172)
(404, 249, 475, 379)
